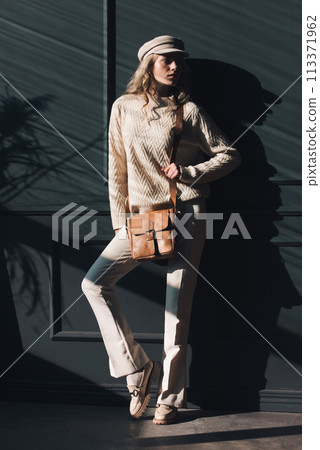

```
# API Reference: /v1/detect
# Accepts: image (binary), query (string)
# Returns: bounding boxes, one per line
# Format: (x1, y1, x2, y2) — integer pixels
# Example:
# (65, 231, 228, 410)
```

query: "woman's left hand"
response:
(161, 163, 180, 180)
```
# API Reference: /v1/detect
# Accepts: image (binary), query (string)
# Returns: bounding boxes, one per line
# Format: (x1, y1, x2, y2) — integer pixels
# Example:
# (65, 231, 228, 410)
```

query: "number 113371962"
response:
(306, 15, 317, 82)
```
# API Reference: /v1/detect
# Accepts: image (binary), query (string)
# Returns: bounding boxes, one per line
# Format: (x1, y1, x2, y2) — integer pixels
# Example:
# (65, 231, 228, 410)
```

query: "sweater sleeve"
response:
(178, 106, 241, 185)
(108, 101, 128, 229)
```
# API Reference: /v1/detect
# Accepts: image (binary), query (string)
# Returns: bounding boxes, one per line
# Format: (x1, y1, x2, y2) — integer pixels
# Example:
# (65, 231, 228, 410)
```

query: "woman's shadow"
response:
(184, 60, 301, 411)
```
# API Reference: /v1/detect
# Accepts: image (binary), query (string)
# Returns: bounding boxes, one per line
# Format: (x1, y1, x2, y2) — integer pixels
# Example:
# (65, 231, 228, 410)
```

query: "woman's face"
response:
(152, 53, 184, 87)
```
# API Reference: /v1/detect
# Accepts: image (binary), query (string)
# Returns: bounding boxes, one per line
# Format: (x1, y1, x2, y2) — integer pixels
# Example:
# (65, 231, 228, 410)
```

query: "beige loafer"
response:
(153, 403, 179, 425)
(127, 360, 161, 419)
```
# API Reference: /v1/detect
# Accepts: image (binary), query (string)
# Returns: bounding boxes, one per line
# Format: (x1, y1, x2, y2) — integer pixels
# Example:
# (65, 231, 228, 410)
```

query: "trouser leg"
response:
(81, 227, 149, 378)
(157, 200, 206, 408)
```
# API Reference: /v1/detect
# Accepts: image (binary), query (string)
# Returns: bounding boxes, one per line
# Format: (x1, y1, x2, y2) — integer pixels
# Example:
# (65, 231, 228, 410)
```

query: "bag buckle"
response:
(145, 228, 154, 240)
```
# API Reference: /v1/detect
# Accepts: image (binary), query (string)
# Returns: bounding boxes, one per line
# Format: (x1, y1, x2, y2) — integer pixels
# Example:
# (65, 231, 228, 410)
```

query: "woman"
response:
(82, 35, 241, 424)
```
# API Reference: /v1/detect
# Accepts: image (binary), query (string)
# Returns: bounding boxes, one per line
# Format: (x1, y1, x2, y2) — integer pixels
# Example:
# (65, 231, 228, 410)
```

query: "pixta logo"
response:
(52, 202, 98, 249)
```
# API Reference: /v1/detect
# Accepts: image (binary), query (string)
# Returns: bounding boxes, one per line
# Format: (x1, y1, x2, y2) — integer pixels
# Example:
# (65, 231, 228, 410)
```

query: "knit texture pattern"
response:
(108, 94, 241, 229)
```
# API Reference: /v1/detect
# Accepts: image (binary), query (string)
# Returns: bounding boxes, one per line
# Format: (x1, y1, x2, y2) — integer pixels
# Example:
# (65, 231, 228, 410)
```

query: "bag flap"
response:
(127, 209, 172, 235)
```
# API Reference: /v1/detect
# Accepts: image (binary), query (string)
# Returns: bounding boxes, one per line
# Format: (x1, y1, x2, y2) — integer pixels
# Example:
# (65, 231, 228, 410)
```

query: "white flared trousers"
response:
(81, 200, 206, 408)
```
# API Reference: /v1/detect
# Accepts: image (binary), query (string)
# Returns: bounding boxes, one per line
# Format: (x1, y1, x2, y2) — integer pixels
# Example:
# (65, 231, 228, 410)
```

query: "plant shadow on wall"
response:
(0, 91, 57, 372)
(0, 90, 107, 384)
(0, 90, 56, 202)
(184, 60, 301, 410)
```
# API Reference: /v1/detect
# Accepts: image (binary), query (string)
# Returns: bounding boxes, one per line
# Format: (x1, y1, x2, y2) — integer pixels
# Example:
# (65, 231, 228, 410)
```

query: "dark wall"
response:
(0, 0, 301, 411)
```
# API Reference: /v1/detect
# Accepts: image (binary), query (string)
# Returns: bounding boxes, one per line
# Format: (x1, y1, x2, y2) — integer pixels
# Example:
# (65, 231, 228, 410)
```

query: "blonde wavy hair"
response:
(125, 54, 190, 107)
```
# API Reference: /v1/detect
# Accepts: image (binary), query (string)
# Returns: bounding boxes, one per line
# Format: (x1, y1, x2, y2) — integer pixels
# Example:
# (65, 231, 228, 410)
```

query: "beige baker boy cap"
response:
(137, 35, 189, 62)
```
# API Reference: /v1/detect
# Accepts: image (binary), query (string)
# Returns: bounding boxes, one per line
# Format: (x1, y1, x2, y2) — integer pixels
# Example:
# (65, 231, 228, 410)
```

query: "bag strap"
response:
(126, 105, 183, 214)
(169, 105, 183, 164)
(168, 105, 183, 210)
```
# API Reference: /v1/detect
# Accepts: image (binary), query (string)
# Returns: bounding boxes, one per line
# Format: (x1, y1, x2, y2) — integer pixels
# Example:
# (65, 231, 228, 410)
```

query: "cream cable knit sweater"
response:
(108, 94, 241, 229)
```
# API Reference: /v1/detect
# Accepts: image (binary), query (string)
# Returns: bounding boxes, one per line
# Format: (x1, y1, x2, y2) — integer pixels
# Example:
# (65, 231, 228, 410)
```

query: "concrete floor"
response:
(0, 402, 301, 450)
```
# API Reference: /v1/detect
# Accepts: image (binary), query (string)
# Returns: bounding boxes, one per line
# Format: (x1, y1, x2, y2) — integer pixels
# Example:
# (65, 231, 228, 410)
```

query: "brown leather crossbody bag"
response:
(126, 106, 183, 262)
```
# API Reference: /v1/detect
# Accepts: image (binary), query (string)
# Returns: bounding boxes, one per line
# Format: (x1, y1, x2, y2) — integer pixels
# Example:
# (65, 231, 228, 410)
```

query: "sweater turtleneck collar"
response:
(147, 93, 177, 109)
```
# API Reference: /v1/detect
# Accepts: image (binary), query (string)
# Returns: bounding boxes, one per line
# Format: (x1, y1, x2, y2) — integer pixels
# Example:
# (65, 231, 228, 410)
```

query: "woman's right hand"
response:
(115, 228, 120, 235)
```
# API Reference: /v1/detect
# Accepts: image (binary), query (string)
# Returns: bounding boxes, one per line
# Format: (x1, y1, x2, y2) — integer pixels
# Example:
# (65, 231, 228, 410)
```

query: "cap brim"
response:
(154, 49, 189, 58)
